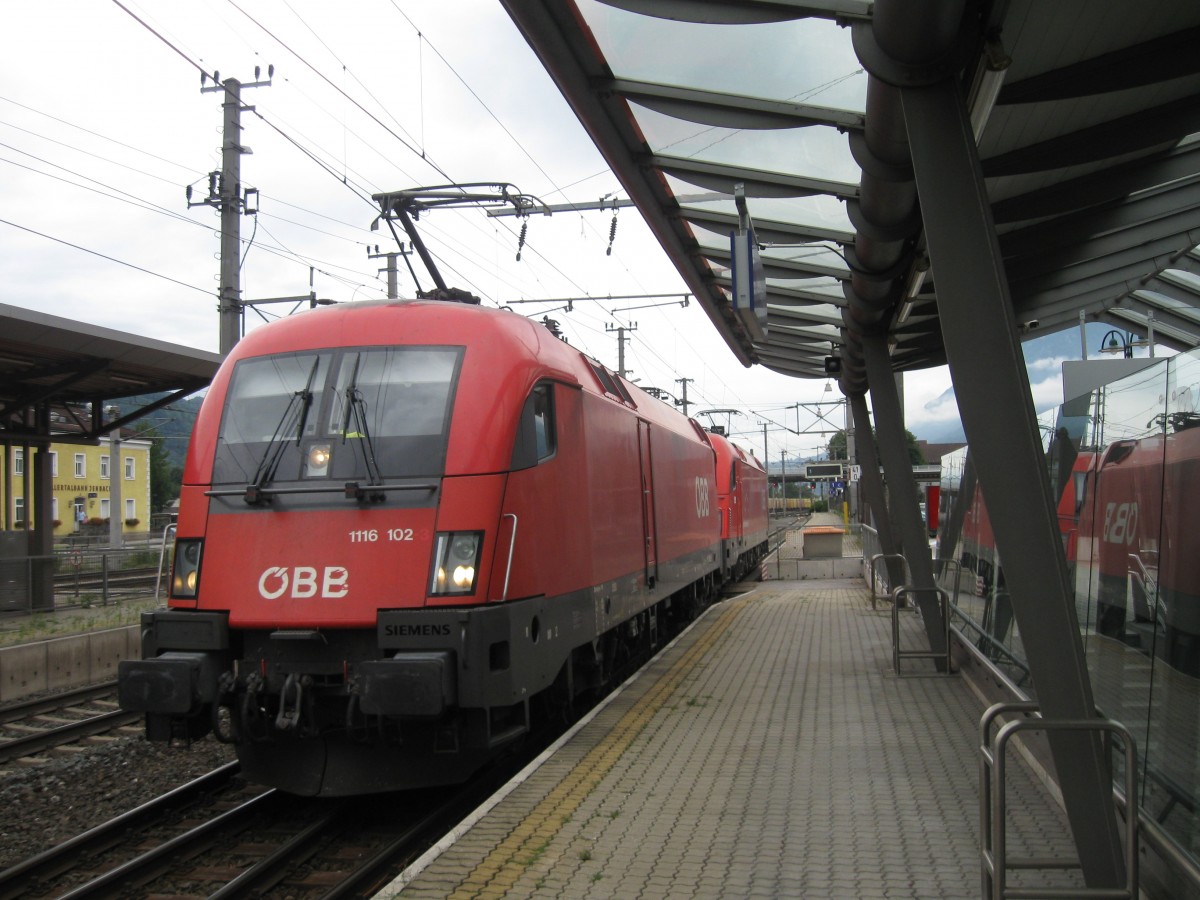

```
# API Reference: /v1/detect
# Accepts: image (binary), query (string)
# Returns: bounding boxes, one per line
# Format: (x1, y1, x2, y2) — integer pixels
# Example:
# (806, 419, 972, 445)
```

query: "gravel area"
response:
(0, 734, 237, 870)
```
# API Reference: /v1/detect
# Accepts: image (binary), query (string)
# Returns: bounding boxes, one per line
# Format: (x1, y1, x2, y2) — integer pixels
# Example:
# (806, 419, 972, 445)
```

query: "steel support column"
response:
(901, 78, 1125, 887)
(863, 333, 945, 660)
(849, 392, 901, 581)
(30, 433, 54, 611)
(936, 450, 975, 578)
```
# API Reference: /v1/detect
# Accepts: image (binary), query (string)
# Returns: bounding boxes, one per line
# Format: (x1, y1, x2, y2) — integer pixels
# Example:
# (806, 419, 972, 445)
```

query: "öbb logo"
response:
(1102, 502, 1138, 546)
(695, 476, 711, 518)
(258, 566, 349, 599)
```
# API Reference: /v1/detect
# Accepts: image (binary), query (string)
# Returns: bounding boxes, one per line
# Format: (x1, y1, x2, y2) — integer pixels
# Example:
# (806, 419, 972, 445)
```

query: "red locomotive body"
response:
(1075, 420, 1200, 674)
(120, 300, 765, 795)
(956, 449, 1098, 601)
(709, 432, 768, 580)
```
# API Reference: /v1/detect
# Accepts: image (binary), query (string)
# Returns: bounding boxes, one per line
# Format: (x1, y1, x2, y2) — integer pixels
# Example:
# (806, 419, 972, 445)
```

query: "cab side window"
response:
(511, 383, 557, 470)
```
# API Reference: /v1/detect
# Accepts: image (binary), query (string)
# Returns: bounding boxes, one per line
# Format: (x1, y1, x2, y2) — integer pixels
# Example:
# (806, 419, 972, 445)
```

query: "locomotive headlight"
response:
(171, 538, 204, 599)
(305, 443, 332, 477)
(429, 531, 482, 596)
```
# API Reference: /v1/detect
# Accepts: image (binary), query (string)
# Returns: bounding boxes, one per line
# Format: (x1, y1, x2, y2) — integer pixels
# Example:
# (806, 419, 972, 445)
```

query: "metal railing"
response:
(980, 701, 1138, 899)
(1, 534, 174, 613)
(869, 553, 909, 609)
(891, 585, 952, 675)
(155, 524, 177, 601)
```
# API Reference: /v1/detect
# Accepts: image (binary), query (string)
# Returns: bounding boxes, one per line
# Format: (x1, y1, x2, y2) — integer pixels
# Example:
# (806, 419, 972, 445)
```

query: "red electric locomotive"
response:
(1074, 415, 1200, 675)
(119, 298, 766, 795)
(709, 431, 768, 581)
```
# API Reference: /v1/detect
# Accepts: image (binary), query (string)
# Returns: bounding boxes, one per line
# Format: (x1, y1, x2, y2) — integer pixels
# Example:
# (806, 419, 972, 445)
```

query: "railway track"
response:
(0, 681, 141, 768)
(0, 761, 482, 899)
(0, 762, 251, 900)
(53, 565, 160, 594)
(0, 574, 746, 896)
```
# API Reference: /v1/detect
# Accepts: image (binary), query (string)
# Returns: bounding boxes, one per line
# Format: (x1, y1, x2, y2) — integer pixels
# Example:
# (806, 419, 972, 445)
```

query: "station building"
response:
(2, 433, 152, 537)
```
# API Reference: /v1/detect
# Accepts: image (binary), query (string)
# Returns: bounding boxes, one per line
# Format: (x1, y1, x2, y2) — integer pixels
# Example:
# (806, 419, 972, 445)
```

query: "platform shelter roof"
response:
(0, 302, 220, 444)
(501, 1, 1200, 383)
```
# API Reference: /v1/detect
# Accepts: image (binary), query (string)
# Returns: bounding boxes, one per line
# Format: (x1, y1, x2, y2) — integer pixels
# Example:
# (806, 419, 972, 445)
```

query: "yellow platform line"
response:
(446, 593, 755, 899)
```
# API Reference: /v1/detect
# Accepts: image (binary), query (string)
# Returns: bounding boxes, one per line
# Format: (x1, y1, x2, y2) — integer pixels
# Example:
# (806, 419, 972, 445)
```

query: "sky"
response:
(0, 0, 1128, 461)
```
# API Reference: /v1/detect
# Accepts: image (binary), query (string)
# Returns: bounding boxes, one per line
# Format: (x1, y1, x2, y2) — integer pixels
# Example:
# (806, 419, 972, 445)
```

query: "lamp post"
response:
(1098, 329, 1146, 359)
(106, 406, 123, 551)
(780, 449, 787, 513)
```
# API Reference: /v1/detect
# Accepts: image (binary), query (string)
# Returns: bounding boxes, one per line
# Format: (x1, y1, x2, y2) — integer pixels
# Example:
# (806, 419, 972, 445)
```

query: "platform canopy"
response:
(501, 1, 1200, 383)
(0, 303, 221, 443)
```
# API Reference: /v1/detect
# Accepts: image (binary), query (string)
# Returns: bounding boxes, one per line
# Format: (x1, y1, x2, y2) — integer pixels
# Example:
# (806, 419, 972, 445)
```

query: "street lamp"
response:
(1099, 329, 1145, 359)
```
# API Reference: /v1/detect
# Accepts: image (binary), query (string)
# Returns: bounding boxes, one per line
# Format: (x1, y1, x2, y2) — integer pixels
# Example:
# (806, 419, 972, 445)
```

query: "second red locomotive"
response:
(120, 298, 767, 795)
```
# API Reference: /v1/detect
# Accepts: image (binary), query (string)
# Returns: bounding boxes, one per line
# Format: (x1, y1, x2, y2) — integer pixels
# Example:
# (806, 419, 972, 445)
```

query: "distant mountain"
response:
(120, 393, 205, 470)
(918, 421, 966, 444)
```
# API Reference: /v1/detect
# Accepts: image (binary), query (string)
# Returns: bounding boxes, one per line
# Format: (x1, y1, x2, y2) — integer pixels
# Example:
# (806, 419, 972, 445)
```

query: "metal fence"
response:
(0, 529, 175, 614)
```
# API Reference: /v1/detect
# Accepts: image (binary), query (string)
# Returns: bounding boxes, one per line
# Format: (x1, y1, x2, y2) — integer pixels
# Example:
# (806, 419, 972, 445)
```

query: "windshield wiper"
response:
(340, 353, 384, 500)
(245, 357, 320, 504)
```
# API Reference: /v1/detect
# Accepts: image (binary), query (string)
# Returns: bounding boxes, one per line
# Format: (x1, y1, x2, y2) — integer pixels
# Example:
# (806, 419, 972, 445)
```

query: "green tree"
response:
(132, 423, 179, 513)
(827, 429, 924, 465)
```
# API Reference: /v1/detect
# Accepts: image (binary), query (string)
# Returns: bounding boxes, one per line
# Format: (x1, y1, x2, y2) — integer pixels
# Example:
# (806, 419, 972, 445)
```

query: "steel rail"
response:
(0, 680, 118, 726)
(0, 709, 142, 764)
(57, 786, 279, 899)
(0, 762, 243, 898)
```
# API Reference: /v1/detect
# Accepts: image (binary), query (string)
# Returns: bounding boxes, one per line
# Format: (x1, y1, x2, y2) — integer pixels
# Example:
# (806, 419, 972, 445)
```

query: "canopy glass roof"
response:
(502, 0, 1200, 382)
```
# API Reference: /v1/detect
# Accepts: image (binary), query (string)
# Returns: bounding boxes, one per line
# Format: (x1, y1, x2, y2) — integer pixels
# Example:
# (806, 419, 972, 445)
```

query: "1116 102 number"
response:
(348, 528, 417, 543)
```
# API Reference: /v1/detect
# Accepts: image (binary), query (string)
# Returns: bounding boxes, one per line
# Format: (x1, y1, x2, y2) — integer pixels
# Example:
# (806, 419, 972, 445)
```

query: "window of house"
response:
(13, 449, 23, 476)
(49, 451, 57, 477)
(124, 456, 135, 480)
(99, 498, 110, 519)
(125, 498, 136, 520)
(100, 455, 110, 479)
(51, 497, 59, 523)
(14, 497, 25, 524)
(74, 453, 86, 478)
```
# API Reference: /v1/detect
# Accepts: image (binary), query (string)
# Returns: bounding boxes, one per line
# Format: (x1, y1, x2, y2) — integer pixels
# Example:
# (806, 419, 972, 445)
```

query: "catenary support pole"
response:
(217, 79, 244, 357)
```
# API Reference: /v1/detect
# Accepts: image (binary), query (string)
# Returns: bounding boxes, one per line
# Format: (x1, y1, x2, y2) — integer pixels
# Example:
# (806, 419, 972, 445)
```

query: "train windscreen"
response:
(212, 346, 463, 485)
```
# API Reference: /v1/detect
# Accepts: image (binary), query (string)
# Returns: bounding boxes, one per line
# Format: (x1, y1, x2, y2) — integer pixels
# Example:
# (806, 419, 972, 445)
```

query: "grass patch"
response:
(0, 597, 158, 647)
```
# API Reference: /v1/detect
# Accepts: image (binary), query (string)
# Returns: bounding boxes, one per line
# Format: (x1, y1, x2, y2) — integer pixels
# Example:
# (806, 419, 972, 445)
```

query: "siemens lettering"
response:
(384, 623, 453, 638)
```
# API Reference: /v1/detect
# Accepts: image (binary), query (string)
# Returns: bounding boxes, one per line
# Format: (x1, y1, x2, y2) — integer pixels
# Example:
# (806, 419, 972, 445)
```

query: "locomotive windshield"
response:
(213, 346, 463, 485)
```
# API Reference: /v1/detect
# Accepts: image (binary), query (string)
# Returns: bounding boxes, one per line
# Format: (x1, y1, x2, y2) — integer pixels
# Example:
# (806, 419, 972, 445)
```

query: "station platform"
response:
(382, 530, 1081, 898)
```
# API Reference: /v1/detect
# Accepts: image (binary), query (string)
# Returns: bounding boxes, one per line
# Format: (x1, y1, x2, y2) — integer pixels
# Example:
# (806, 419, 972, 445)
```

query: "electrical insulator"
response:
(516, 220, 528, 262)
(606, 211, 618, 256)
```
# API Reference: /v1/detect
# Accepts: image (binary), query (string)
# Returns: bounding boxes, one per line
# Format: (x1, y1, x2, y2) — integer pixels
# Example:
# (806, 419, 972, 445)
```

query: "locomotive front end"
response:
(120, 306, 530, 794)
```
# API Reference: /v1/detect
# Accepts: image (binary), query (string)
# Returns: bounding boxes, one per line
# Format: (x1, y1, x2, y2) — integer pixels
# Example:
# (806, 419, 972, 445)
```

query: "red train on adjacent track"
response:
(120, 298, 767, 795)
(949, 412, 1200, 679)
(1074, 414, 1200, 676)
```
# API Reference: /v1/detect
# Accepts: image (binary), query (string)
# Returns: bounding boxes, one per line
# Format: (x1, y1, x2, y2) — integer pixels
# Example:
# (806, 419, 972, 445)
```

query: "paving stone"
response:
(385, 575, 1081, 899)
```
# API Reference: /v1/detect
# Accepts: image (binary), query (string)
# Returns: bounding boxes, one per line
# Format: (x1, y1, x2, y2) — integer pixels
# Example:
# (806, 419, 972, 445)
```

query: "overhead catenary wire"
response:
(0, 94, 200, 176)
(223, 0, 443, 180)
(87, 2, 740, 396)
(0, 216, 212, 295)
(112, 0, 631, 314)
